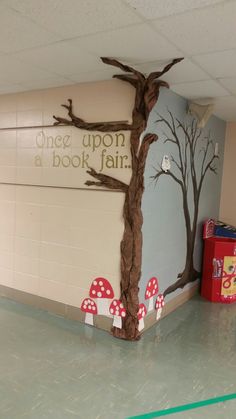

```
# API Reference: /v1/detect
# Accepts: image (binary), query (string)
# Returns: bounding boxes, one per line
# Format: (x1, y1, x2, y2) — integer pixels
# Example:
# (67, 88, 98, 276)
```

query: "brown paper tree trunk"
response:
(53, 57, 183, 340)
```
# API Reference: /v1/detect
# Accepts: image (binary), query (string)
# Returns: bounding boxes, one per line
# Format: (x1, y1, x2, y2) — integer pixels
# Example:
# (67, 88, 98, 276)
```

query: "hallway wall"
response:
(0, 80, 133, 310)
(140, 88, 226, 305)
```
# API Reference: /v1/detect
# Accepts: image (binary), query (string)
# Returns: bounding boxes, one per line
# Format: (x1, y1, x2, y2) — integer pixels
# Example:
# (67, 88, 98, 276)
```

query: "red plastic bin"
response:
(201, 236, 236, 303)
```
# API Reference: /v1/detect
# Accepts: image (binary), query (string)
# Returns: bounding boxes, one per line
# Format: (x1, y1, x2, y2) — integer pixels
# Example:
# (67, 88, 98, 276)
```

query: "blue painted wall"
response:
(140, 88, 226, 304)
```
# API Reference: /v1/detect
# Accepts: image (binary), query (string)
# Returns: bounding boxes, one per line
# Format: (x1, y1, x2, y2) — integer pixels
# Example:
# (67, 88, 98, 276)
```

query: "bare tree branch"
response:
(191, 119, 201, 154)
(183, 131, 188, 180)
(85, 168, 128, 192)
(53, 99, 135, 132)
(170, 155, 182, 173)
(200, 133, 214, 177)
(199, 154, 219, 193)
(113, 74, 138, 88)
(176, 118, 198, 193)
(156, 111, 186, 185)
(101, 57, 145, 81)
(147, 58, 184, 82)
(151, 167, 183, 188)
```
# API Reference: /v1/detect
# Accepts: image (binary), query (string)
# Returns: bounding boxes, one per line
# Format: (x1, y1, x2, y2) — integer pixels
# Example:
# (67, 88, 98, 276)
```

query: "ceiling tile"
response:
(19, 77, 75, 92)
(171, 80, 229, 99)
(68, 24, 181, 64)
(12, 43, 105, 76)
(219, 78, 236, 95)
(135, 58, 209, 84)
(5, 0, 141, 39)
(125, 0, 224, 20)
(0, 56, 56, 84)
(194, 50, 236, 78)
(69, 69, 119, 84)
(153, 2, 236, 55)
(0, 5, 59, 54)
(213, 96, 236, 122)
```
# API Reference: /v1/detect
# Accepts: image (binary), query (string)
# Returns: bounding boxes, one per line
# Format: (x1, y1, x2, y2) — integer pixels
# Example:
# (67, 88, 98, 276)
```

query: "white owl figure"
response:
(161, 155, 171, 172)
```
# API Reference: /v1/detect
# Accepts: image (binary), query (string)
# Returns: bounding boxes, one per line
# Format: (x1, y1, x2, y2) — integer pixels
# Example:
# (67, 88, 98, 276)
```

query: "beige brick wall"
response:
(0, 79, 134, 309)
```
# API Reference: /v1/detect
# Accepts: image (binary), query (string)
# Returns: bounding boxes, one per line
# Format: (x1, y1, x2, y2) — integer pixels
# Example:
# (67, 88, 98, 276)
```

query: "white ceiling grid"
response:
(0, 0, 235, 121)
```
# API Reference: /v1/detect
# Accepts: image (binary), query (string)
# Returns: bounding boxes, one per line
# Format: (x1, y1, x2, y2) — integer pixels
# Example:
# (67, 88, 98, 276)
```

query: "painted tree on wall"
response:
(152, 111, 218, 296)
(53, 57, 183, 340)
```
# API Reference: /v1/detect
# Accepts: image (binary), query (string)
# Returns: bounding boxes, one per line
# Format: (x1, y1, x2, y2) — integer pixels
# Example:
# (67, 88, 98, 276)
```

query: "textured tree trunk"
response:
(113, 129, 157, 340)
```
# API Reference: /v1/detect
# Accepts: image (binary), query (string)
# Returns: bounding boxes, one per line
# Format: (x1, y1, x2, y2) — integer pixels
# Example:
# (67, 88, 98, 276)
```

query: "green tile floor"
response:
(0, 295, 235, 419)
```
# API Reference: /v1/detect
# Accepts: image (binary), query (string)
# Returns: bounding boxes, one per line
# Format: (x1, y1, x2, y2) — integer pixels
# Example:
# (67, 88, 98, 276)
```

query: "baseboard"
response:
(0, 283, 199, 335)
(143, 283, 199, 332)
(0, 284, 113, 332)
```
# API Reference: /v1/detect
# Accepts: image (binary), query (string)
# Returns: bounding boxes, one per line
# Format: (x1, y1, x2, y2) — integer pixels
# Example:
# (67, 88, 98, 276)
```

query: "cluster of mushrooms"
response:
(81, 277, 165, 331)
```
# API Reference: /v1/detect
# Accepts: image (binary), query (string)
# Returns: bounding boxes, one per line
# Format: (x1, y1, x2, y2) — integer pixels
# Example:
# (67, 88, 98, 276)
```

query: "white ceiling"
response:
(0, 0, 236, 121)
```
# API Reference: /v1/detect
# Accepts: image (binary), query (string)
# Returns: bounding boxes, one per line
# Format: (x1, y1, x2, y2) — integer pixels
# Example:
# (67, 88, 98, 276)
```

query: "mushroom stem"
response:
(85, 312, 94, 326)
(113, 315, 122, 329)
(148, 297, 154, 312)
(97, 299, 110, 316)
(156, 309, 162, 321)
(138, 318, 145, 332)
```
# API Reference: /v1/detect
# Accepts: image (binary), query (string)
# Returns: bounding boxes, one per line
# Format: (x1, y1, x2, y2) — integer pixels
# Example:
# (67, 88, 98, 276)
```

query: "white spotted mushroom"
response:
(81, 298, 97, 326)
(155, 294, 165, 321)
(89, 277, 114, 316)
(145, 277, 159, 311)
(138, 303, 147, 332)
(109, 299, 126, 329)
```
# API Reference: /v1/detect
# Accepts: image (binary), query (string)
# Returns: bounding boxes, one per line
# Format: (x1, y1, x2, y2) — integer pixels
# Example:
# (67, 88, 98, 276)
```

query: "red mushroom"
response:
(81, 298, 97, 326)
(138, 303, 147, 331)
(155, 294, 165, 320)
(145, 277, 159, 311)
(89, 277, 114, 316)
(109, 299, 126, 329)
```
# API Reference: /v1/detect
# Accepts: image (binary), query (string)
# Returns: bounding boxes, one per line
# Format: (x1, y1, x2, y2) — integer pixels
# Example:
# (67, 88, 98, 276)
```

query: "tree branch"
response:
(151, 167, 183, 188)
(200, 133, 213, 178)
(147, 58, 184, 82)
(190, 119, 201, 154)
(170, 155, 182, 173)
(199, 154, 219, 193)
(176, 118, 197, 192)
(101, 57, 145, 82)
(113, 74, 138, 88)
(53, 99, 136, 132)
(156, 111, 186, 184)
(85, 168, 128, 192)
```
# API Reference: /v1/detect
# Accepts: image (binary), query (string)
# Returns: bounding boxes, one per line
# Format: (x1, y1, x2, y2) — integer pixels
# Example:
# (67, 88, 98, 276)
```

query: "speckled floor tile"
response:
(0, 296, 235, 419)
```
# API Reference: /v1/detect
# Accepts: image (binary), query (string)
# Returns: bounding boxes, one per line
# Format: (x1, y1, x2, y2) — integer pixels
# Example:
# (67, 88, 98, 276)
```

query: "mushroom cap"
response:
(155, 294, 165, 310)
(145, 277, 159, 299)
(89, 277, 114, 299)
(81, 298, 97, 314)
(138, 303, 147, 320)
(109, 299, 126, 317)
